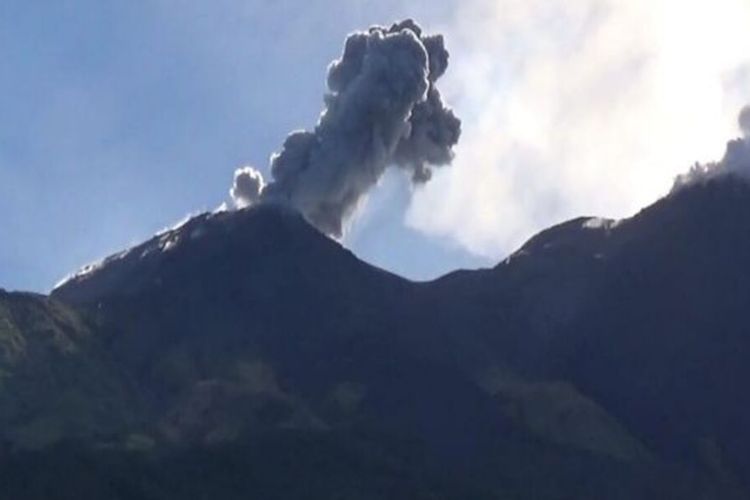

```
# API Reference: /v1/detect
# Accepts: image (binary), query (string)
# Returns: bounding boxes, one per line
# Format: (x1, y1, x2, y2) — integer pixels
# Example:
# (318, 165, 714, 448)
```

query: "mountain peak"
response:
(52, 203, 352, 305)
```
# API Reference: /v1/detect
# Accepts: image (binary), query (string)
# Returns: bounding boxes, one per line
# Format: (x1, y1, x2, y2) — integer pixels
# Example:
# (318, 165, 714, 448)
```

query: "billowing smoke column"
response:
(673, 105, 750, 190)
(230, 19, 461, 237)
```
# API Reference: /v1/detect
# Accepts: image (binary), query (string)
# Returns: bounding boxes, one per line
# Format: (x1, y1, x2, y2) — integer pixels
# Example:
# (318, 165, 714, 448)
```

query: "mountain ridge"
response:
(3, 177, 750, 499)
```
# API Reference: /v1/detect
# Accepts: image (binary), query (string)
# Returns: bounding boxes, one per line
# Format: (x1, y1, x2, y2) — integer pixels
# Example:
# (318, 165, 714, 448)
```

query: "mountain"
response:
(433, 177, 750, 488)
(2, 178, 749, 499)
(0, 291, 137, 449)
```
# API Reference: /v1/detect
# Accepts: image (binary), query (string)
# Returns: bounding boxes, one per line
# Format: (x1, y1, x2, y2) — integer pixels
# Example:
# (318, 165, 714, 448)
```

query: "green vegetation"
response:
(0, 292, 137, 450)
(3, 182, 750, 498)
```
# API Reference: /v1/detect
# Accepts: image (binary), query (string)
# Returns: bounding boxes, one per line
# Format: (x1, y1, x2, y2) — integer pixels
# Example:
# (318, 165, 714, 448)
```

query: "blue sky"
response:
(0, 0, 487, 292)
(3, 0, 749, 292)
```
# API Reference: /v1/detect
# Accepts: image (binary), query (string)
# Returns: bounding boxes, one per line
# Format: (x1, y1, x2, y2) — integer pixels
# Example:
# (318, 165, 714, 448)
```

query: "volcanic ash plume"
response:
(230, 19, 461, 237)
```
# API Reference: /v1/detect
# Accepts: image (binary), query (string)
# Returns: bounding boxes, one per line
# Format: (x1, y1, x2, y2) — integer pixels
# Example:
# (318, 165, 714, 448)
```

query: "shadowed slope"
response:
(9, 178, 746, 498)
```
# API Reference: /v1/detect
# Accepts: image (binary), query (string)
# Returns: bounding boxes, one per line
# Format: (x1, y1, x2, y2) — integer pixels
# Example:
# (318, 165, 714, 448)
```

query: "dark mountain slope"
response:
(426, 215, 616, 378)
(52, 204, 504, 456)
(428, 176, 750, 492)
(0, 291, 137, 449)
(2, 179, 747, 498)
(557, 178, 750, 484)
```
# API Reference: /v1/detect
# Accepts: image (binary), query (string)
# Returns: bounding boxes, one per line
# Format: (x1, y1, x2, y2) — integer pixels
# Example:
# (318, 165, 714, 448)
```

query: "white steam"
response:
(407, 0, 750, 258)
(230, 167, 265, 208)
(673, 106, 750, 189)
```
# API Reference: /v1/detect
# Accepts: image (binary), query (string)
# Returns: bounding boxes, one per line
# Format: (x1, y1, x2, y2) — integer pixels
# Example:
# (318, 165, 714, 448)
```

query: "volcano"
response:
(2, 177, 749, 499)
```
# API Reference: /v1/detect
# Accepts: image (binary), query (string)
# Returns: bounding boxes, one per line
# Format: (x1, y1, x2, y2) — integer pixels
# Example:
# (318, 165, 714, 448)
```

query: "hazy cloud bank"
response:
(407, 0, 750, 257)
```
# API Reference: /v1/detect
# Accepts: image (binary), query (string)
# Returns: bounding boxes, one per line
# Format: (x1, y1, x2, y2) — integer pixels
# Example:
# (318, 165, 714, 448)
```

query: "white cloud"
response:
(407, 0, 750, 258)
(230, 166, 265, 208)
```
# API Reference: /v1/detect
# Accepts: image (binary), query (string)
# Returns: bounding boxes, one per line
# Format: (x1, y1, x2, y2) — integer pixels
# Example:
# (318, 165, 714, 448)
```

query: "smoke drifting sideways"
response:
(229, 20, 461, 237)
(673, 105, 750, 190)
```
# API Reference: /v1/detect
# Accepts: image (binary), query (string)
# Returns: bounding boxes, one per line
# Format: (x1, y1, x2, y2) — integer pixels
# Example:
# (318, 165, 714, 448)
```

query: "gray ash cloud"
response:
(230, 19, 460, 237)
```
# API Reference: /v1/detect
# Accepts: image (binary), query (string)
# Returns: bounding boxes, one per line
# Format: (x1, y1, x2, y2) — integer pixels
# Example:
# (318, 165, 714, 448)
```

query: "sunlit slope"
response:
(0, 291, 136, 449)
